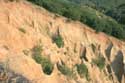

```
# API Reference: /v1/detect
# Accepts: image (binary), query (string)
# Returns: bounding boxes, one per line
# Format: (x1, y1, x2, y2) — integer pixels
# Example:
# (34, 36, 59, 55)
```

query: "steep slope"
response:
(28, 0, 125, 39)
(0, 0, 125, 83)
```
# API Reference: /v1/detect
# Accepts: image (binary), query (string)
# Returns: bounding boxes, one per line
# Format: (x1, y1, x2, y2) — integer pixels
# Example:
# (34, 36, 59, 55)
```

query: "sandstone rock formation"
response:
(0, 0, 125, 83)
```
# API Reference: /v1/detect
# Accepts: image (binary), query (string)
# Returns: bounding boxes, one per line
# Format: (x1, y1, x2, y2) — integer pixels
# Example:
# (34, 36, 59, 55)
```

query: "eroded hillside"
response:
(0, 0, 125, 83)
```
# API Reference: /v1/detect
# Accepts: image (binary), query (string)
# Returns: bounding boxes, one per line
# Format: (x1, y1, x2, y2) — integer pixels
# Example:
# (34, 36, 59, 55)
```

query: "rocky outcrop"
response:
(105, 42, 113, 61)
(0, 63, 30, 83)
(111, 51, 124, 83)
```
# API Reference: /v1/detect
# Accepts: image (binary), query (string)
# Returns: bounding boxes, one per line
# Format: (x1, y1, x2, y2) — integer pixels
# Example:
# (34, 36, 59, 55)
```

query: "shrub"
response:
(32, 45, 42, 56)
(62, 6, 82, 20)
(76, 64, 89, 80)
(33, 54, 42, 64)
(40, 57, 53, 75)
(32, 45, 53, 75)
(52, 34, 64, 48)
(111, 25, 125, 39)
(92, 55, 105, 70)
(18, 28, 26, 33)
(57, 63, 73, 77)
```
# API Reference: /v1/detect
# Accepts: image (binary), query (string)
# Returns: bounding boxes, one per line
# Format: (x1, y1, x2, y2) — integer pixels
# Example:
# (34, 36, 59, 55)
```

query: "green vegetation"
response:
(52, 34, 64, 48)
(32, 45, 53, 75)
(106, 4, 125, 25)
(18, 28, 26, 33)
(28, 0, 125, 40)
(33, 55, 53, 75)
(69, 0, 125, 11)
(92, 56, 105, 70)
(57, 63, 73, 77)
(69, 0, 125, 25)
(76, 64, 89, 80)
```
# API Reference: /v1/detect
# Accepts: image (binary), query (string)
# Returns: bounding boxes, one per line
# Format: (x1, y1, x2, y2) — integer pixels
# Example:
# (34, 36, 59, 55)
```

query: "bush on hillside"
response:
(92, 55, 105, 70)
(32, 45, 54, 75)
(52, 34, 64, 48)
(57, 63, 73, 77)
(76, 64, 89, 80)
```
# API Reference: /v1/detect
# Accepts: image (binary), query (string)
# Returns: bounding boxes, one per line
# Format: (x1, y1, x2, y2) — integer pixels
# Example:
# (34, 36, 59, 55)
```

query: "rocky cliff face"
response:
(0, 0, 125, 83)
